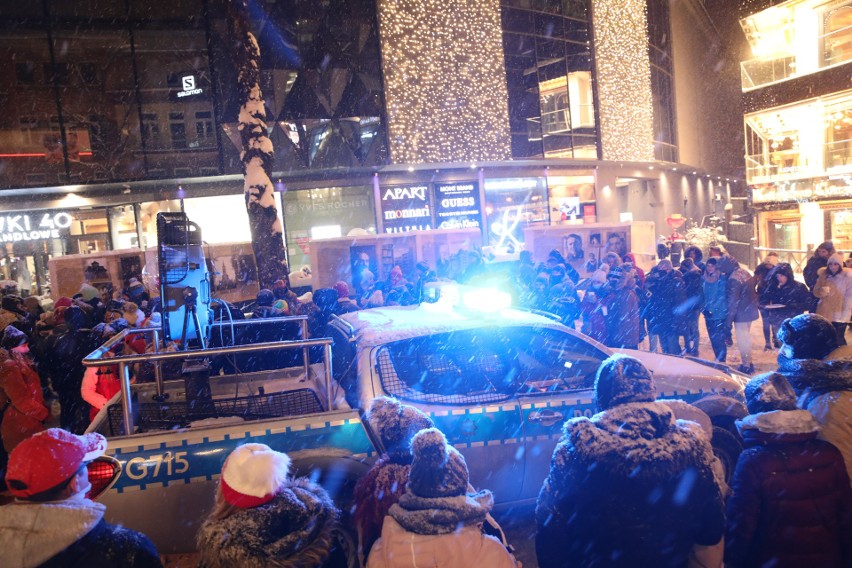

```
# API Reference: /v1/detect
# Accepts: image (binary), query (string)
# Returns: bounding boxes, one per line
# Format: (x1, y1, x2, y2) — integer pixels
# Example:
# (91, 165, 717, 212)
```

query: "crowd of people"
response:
(516, 240, 852, 375)
(1, 312, 850, 566)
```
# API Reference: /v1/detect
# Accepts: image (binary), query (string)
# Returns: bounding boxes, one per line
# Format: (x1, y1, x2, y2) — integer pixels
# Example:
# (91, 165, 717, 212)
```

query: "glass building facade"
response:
(0, 0, 388, 189)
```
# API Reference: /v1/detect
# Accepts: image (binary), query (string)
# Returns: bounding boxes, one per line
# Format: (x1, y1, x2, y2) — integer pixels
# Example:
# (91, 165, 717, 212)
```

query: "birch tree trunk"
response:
(230, 0, 288, 289)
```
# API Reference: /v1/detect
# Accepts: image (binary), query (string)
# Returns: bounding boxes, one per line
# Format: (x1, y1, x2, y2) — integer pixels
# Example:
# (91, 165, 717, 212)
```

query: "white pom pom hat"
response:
(220, 443, 291, 508)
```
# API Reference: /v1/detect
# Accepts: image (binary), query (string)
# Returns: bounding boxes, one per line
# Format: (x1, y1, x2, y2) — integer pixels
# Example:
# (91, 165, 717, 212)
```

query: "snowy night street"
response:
(2, 0, 852, 566)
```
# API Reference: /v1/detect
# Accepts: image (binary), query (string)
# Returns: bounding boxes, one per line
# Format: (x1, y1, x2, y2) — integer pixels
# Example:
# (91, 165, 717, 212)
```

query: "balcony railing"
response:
(745, 138, 852, 183)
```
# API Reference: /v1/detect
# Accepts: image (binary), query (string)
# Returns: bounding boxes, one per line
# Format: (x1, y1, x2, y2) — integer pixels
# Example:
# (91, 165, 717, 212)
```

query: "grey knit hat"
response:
(366, 397, 434, 463)
(595, 354, 657, 410)
(744, 373, 798, 415)
(408, 428, 468, 498)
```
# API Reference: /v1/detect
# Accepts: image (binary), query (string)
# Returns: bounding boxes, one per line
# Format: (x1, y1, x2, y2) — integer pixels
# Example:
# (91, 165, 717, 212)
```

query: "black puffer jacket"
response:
(535, 402, 725, 568)
(758, 263, 811, 323)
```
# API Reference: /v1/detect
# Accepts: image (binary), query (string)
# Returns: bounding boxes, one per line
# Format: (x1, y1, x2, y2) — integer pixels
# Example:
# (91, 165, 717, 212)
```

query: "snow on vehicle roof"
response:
(339, 304, 559, 347)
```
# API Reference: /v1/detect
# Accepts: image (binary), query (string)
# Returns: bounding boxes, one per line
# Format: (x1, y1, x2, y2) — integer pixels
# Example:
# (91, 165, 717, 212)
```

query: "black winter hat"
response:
(595, 354, 656, 410)
(777, 313, 838, 360)
(1, 295, 23, 312)
(408, 428, 469, 498)
(256, 289, 274, 307)
(744, 373, 798, 415)
(1, 325, 27, 349)
(367, 396, 434, 462)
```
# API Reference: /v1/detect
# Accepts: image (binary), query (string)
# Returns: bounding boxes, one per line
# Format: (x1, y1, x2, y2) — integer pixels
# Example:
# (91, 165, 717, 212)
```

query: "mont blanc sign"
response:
(0, 211, 72, 242)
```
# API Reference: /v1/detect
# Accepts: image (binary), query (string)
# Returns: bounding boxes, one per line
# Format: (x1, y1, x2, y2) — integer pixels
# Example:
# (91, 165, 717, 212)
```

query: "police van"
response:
(84, 285, 749, 557)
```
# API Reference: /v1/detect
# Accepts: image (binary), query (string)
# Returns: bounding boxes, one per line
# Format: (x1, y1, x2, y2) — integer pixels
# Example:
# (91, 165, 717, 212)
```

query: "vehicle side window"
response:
(329, 325, 359, 408)
(377, 330, 511, 405)
(505, 327, 605, 394)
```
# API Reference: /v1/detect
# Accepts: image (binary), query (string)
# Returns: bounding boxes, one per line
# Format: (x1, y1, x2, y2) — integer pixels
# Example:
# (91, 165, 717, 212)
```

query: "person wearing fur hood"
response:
(196, 443, 346, 568)
(535, 354, 725, 568)
(725, 373, 852, 568)
(775, 313, 852, 485)
(366, 428, 518, 568)
(813, 252, 852, 344)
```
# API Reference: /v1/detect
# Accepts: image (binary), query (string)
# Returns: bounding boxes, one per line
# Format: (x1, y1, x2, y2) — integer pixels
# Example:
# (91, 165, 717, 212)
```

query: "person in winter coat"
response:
(358, 270, 384, 309)
(197, 443, 346, 568)
(683, 245, 706, 273)
(579, 270, 609, 344)
(725, 373, 852, 567)
(813, 252, 852, 345)
(0, 429, 162, 568)
(602, 264, 641, 349)
(754, 253, 780, 350)
(353, 397, 435, 564)
(804, 240, 835, 291)
(366, 428, 518, 568)
(716, 254, 759, 374)
(775, 313, 852, 484)
(644, 259, 686, 355)
(39, 306, 94, 434)
(758, 262, 811, 344)
(252, 289, 287, 319)
(0, 328, 47, 454)
(384, 266, 414, 306)
(272, 276, 301, 316)
(548, 276, 582, 329)
(622, 252, 645, 286)
(702, 257, 729, 362)
(678, 257, 704, 356)
(535, 354, 725, 568)
(0, 295, 27, 335)
(546, 249, 579, 284)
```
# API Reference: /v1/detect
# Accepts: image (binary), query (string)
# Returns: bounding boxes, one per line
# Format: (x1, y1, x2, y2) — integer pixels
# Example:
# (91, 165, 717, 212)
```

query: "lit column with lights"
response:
(592, 0, 655, 162)
(376, 0, 511, 164)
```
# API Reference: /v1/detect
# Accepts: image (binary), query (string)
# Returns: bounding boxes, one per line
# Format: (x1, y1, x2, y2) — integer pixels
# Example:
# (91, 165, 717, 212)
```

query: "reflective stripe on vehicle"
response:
(107, 418, 373, 492)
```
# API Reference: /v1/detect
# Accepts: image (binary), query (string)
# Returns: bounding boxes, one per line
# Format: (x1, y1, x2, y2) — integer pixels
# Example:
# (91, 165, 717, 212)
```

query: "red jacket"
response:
(0, 351, 48, 452)
(725, 410, 852, 568)
(81, 365, 121, 421)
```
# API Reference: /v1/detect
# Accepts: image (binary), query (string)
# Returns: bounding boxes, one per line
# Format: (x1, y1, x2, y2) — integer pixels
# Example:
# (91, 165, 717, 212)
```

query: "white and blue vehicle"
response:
(83, 285, 749, 558)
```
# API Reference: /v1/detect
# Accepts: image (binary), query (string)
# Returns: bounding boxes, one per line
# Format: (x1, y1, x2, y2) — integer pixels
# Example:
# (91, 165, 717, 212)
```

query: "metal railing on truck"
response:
(83, 316, 333, 435)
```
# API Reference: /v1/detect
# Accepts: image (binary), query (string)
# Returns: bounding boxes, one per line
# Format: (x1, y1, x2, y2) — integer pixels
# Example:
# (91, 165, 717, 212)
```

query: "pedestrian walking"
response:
(197, 443, 346, 568)
(725, 373, 852, 568)
(535, 354, 725, 568)
(702, 257, 729, 362)
(716, 254, 758, 373)
(813, 252, 852, 345)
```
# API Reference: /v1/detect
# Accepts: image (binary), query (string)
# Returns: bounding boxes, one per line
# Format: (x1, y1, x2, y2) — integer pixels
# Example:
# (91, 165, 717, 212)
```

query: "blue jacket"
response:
(702, 274, 728, 321)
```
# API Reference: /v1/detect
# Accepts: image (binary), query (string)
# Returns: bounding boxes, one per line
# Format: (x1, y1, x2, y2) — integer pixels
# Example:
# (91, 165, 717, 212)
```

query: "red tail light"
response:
(86, 456, 122, 501)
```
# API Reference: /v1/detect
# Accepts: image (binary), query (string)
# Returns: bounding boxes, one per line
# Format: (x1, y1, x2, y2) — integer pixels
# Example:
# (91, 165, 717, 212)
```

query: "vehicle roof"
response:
(339, 304, 564, 347)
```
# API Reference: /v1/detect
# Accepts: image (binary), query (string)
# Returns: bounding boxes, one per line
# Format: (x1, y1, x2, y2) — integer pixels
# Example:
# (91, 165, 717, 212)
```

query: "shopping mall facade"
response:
(739, 0, 852, 260)
(0, 0, 743, 293)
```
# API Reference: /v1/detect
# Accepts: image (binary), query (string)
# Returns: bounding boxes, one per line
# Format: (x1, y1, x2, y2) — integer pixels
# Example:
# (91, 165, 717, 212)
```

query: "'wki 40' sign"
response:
(0, 211, 73, 242)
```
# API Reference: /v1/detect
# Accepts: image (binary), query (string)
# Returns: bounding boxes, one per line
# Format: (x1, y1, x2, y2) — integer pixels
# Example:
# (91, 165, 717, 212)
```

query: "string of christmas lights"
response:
(376, 0, 511, 164)
(592, 0, 655, 162)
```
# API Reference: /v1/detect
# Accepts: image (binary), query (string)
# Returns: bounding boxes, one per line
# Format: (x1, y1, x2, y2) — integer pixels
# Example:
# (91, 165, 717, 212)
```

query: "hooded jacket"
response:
(535, 402, 725, 568)
(814, 253, 852, 322)
(196, 477, 344, 568)
(725, 409, 852, 568)
(644, 265, 686, 334)
(0, 497, 161, 568)
(0, 349, 47, 452)
(702, 269, 728, 321)
(602, 267, 641, 347)
(716, 255, 758, 323)
(804, 241, 835, 290)
(777, 356, 852, 484)
(683, 245, 705, 273)
(759, 263, 811, 323)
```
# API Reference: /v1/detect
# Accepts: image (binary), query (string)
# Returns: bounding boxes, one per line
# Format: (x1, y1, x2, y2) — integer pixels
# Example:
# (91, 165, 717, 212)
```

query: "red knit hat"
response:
(220, 444, 291, 508)
(6, 429, 107, 498)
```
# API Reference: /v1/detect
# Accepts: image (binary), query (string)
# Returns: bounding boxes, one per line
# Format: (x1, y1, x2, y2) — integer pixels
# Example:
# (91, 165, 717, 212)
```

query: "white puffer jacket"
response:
(814, 254, 852, 322)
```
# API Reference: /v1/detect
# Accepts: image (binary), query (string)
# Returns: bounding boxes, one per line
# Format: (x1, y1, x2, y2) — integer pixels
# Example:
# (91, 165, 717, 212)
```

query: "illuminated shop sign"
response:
(169, 72, 207, 101)
(752, 176, 852, 204)
(380, 184, 432, 233)
(434, 182, 481, 230)
(0, 211, 72, 242)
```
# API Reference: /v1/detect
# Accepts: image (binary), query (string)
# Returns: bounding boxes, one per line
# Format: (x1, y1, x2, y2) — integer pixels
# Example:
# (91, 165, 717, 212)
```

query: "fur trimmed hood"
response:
(736, 409, 820, 446)
(197, 476, 339, 568)
(554, 402, 715, 481)
(776, 356, 852, 400)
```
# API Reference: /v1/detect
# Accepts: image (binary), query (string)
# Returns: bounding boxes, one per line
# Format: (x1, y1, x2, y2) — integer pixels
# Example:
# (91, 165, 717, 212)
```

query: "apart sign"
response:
(434, 181, 481, 230)
(0, 211, 72, 243)
(380, 184, 432, 233)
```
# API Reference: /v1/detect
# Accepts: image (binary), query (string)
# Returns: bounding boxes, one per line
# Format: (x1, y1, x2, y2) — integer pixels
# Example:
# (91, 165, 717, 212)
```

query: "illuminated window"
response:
(822, 2, 852, 66)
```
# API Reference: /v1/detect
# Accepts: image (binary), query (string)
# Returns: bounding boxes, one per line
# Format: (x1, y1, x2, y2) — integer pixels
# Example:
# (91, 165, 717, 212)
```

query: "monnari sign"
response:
(380, 184, 432, 233)
(0, 211, 73, 242)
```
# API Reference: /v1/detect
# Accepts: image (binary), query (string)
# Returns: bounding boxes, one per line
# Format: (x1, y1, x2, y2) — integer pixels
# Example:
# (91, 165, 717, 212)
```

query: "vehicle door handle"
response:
(528, 409, 564, 426)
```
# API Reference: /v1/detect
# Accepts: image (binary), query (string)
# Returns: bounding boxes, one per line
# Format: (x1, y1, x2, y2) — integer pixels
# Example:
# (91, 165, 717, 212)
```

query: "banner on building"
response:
(379, 184, 432, 233)
(434, 181, 481, 230)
